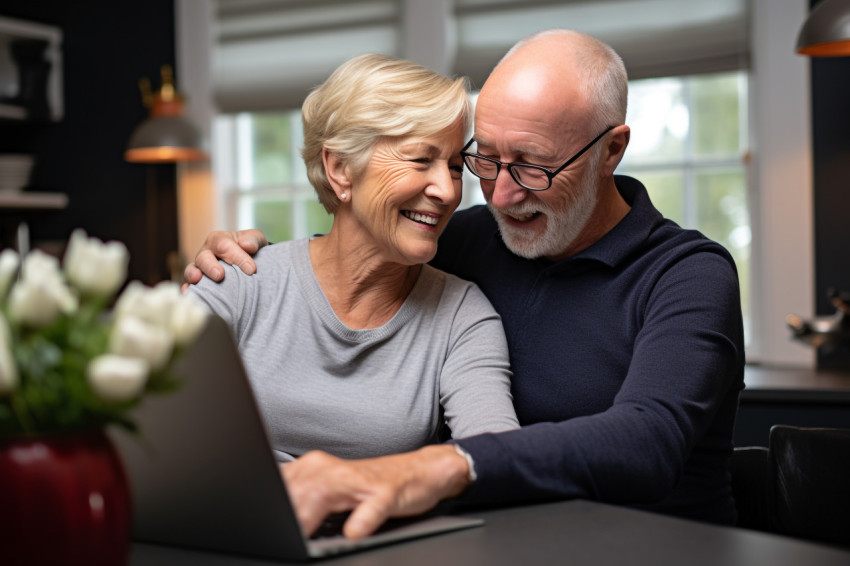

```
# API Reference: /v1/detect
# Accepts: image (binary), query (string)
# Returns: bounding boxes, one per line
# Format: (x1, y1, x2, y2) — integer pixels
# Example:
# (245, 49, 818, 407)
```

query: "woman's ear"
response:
(601, 125, 630, 176)
(322, 148, 352, 200)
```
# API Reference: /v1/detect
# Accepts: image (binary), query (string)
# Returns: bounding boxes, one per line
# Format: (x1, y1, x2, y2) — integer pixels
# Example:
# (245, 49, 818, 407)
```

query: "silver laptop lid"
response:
(110, 315, 311, 561)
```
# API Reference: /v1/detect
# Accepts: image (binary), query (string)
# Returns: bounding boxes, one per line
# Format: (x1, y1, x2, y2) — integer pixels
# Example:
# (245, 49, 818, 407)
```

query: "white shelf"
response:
(0, 102, 25, 119)
(0, 190, 67, 209)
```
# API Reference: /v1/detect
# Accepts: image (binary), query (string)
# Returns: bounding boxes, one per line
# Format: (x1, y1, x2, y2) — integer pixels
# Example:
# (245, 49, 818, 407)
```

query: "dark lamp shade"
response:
(796, 0, 850, 57)
(125, 115, 208, 163)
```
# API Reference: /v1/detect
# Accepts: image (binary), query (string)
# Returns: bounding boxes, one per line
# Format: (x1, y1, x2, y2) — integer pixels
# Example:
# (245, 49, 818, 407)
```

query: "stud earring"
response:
(340, 193, 348, 201)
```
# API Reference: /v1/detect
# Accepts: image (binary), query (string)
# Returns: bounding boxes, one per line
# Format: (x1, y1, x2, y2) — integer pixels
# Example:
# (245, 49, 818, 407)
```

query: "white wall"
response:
(175, 0, 219, 268)
(747, 0, 814, 367)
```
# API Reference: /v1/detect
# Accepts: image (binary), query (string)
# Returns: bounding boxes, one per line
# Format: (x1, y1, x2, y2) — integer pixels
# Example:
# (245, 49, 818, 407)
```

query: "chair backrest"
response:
(768, 425, 850, 547)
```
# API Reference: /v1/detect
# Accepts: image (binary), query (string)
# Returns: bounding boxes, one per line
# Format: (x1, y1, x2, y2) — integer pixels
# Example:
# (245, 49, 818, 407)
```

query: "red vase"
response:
(0, 429, 132, 566)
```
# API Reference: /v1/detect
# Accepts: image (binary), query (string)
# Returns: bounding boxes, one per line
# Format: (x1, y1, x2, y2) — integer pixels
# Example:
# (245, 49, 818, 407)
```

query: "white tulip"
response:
(0, 249, 19, 299)
(20, 247, 61, 282)
(113, 280, 145, 319)
(115, 280, 180, 329)
(109, 315, 174, 371)
(86, 354, 149, 401)
(0, 315, 17, 394)
(171, 293, 209, 346)
(7, 250, 78, 327)
(64, 229, 129, 299)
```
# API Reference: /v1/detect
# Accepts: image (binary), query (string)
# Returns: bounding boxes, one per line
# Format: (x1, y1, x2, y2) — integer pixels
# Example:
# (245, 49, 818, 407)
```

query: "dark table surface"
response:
(743, 364, 850, 402)
(130, 499, 850, 566)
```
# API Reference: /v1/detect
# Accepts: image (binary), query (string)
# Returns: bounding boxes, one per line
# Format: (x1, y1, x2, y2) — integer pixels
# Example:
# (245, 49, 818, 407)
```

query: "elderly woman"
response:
(188, 54, 518, 462)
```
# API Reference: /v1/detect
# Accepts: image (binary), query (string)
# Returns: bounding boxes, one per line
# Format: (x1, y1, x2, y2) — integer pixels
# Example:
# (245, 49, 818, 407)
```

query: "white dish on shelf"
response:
(0, 153, 34, 191)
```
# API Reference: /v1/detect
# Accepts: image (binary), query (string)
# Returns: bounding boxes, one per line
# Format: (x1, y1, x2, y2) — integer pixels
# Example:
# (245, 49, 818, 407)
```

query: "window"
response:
(214, 98, 485, 242)
(617, 71, 751, 341)
(214, 111, 333, 242)
(216, 71, 751, 338)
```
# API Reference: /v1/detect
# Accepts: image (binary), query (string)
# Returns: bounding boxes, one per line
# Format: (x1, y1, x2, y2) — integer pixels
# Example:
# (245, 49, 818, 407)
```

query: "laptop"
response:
(109, 315, 483, 561)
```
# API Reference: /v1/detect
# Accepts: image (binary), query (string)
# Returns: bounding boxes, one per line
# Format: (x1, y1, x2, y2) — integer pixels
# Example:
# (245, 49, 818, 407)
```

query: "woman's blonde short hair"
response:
(301, 53, 471, 213)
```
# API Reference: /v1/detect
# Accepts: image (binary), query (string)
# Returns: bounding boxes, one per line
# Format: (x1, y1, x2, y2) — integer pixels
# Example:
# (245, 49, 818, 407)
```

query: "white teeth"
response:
(508, 212, 535, 221)
(403, 211, 439, 226)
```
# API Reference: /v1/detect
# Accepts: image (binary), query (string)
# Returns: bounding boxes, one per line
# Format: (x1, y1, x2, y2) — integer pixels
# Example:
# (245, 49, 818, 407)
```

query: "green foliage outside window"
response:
(253, 201, 294, 243)
(691, 74, 743, 157)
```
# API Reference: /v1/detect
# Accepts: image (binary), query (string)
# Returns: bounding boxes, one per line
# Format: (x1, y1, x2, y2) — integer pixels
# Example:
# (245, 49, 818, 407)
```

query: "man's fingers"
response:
(212, 235, 257, 276)
(182, 262, 203, 287)
(194, 249, 226, 281)
(188, 230, 265, 281)
(236, 229, 269, 254)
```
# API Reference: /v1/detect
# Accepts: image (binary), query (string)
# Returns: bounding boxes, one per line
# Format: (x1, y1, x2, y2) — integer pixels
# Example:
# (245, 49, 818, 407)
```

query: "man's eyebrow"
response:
(472, 139, 552, 162)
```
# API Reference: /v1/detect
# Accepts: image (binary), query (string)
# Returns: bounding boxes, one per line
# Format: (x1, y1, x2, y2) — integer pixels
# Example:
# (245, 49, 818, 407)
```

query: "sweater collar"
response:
(567, 175, 663, 268)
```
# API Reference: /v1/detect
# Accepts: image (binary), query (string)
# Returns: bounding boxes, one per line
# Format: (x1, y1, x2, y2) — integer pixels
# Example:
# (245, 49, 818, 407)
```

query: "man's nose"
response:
(488, 167, 527, 209)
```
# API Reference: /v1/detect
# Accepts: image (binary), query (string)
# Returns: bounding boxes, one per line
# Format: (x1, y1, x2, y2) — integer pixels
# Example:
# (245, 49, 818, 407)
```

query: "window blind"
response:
(212, 0, 401, 112)
(454, 0, 750, 89)
(211, 0, 750, 113)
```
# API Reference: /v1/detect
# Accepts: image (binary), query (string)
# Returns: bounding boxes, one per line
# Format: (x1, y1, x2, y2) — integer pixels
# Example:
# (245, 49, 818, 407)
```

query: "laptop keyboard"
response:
(311, 512, 350, 539)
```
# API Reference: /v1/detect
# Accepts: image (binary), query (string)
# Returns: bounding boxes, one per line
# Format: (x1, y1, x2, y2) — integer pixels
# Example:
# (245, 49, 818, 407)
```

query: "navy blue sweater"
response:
(433, 175, 745, 524)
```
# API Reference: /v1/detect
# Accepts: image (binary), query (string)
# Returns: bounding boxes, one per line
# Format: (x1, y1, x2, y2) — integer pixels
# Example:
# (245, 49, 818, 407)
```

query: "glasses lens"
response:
(512, 165, 550, 190)
(464, 156, 499, 180)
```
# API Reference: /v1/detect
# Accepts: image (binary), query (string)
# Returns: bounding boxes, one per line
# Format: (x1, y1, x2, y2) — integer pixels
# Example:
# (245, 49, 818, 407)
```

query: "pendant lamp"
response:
(125, 65, 207, 163)
(796, 0, 850, 57)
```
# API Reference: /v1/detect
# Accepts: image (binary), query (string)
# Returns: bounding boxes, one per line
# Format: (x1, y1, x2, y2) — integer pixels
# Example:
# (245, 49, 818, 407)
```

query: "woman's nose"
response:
(425, 166, 461, 205)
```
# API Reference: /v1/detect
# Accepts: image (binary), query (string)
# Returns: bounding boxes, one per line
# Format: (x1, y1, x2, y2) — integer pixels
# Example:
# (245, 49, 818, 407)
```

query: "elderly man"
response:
(184, 30, 745, 539)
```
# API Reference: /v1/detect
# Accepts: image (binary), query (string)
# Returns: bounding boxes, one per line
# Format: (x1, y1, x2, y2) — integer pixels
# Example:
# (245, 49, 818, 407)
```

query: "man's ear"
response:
(601, 125, 630, 175)
(322, 148, 352, 198)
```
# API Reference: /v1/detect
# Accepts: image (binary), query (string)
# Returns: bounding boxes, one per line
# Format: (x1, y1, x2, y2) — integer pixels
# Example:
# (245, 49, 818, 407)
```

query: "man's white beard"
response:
(488, 155, 600, 260)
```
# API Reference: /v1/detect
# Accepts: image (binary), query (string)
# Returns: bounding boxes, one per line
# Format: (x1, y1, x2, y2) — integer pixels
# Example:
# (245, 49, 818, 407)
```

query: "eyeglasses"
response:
(460, 125, 616, 191)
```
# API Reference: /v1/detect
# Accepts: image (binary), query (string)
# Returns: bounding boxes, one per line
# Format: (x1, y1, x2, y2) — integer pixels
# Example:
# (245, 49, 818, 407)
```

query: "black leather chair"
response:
(732, 425, 850, 548)
(768, 425, 850, 547)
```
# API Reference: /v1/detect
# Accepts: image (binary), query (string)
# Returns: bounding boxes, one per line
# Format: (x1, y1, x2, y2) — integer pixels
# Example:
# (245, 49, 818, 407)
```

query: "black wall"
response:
(809, 1, 850, 370)
(0, 0, 178, 284)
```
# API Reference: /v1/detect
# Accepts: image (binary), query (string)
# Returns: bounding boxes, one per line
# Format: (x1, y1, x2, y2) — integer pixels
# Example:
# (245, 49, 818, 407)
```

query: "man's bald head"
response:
(484, 30, 628, 133)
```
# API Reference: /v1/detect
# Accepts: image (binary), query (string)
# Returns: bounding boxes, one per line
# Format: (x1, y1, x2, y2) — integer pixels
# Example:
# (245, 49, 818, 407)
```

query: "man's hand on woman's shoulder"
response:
(181, 229, 269, 291)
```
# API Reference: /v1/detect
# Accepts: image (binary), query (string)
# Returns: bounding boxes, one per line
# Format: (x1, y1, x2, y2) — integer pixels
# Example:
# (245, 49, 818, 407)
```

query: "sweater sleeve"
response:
(455, 250, 744, 506)
(439, 282, 520, 439)
(186, 261, 253, 339)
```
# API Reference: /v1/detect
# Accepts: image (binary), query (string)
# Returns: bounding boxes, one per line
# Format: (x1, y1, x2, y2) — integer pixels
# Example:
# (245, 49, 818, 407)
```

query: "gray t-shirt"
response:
(189, 238, 518, 461)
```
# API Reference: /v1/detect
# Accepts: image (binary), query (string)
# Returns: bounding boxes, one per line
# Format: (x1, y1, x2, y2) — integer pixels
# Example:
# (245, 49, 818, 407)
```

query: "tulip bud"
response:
(64, 229, 129, 299)
(0, 249, 19, 300)
(113, 280, 145, 319)
(171, 293, 209, 346)
(87, 354, 149, 401)
(109, 315, 174, 371)
(0, 315, 17, 394)
(7, 250, 78, 327)
(114, 280, 180, 329)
